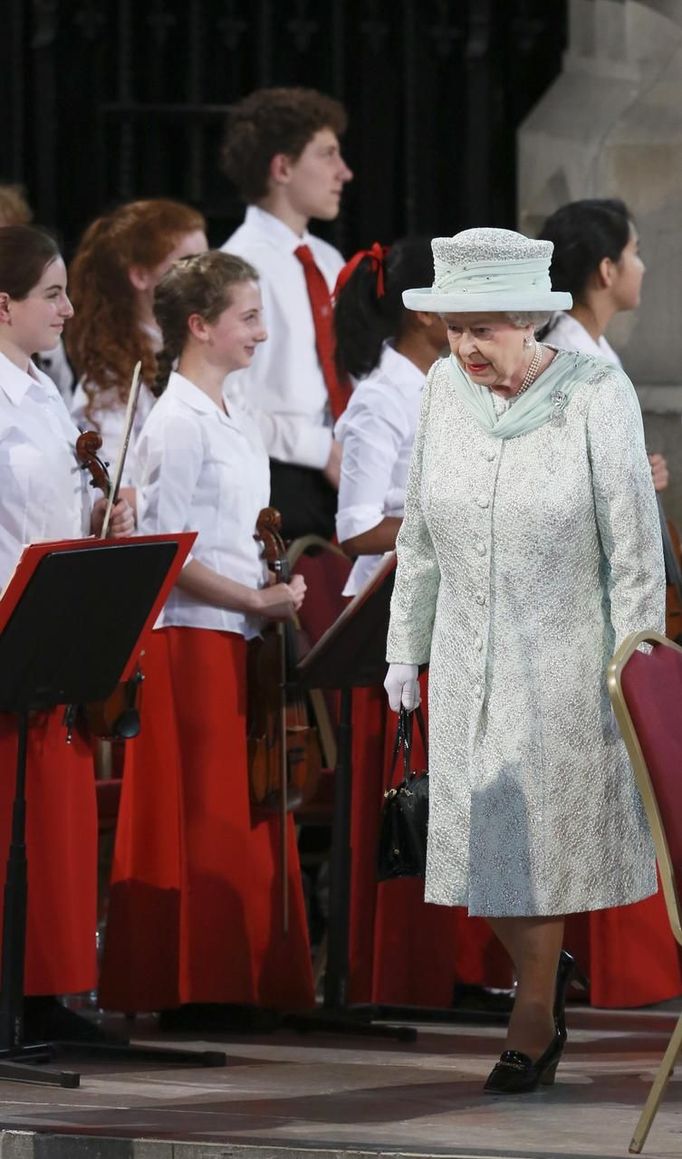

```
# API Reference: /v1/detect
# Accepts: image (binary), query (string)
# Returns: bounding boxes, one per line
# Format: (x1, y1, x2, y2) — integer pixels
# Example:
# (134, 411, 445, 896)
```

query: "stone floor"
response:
(0, 1005, 680, 1159)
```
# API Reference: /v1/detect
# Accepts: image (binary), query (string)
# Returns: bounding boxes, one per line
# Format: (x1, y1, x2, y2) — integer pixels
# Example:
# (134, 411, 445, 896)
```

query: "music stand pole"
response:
(0, 536, 226, 1087)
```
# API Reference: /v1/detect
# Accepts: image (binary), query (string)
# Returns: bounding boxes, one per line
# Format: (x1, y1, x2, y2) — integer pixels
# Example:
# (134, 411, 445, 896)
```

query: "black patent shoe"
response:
(554, 949, 589, 1041)
(483, 1032, 564, 1094)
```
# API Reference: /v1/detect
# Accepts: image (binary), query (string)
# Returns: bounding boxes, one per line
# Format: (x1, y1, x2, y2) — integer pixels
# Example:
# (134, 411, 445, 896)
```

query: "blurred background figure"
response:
(66, 199, 207, 492)
(221, 87, 353, 540)
(335, 237, 446, 592)
(0, 182, 74, 400)
(539, 199, 668, 494)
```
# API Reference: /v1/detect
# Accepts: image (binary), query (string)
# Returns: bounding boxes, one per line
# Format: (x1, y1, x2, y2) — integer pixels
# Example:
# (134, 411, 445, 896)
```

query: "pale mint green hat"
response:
(403, 227, 573, 313)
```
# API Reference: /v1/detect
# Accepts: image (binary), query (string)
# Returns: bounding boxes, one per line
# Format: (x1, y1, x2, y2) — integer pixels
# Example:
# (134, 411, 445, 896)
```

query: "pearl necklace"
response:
(514, 342, 543, 399)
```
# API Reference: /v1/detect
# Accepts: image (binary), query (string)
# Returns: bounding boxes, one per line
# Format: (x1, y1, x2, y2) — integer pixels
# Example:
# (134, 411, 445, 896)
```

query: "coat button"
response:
(475, 541, 486, 556)
(482, 447, 496, 461)
(477, 495, 489, 508)
(474, 683, 483, 697)
(475, 593, 486, 605)
(474, 635, 483, 652)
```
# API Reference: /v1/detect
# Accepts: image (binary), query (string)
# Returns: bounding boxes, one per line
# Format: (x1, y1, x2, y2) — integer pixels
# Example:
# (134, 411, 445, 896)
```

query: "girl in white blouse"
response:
(100, 251, 314, 1023)
(334, 238, 446, 594)
(539, 198, 668, 493)
(0, 225, 133, 1042)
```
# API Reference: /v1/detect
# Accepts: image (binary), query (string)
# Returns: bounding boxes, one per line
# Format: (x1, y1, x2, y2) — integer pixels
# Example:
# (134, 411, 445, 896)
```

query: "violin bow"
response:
(100, 361, 142, 539)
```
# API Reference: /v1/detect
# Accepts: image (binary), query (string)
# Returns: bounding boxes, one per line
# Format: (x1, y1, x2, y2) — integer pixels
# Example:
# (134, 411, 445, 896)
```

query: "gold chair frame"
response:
(607, 628, 682, 1153)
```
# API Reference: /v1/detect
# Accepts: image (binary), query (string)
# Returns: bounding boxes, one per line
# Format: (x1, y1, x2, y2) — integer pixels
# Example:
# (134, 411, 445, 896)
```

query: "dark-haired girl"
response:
(539, 199, 668, 492)
(334, 241, 508, 1006)
(539, 200, 681, 1008)
(0, 225, 134, 1038)
(100, 250, 315, 1020)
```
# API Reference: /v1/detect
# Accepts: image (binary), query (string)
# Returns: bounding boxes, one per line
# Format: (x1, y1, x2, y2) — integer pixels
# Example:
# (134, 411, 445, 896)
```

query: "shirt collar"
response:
(166, 371, 238, 423)
(0, 350, 53, 406)
(244, 205, 314, 255)
(381, 341, 428, 392)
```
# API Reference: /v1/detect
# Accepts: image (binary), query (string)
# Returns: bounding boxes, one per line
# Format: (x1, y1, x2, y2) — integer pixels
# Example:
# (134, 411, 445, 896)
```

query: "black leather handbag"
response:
(377, 706, 429, 881)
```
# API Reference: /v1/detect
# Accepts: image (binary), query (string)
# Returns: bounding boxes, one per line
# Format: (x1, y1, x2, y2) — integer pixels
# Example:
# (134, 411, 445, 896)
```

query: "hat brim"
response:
(402, 288, 573, 313)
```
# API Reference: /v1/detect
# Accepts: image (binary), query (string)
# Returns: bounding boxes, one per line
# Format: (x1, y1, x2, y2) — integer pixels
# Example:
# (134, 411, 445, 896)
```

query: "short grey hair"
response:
(506, 310, 551, 329)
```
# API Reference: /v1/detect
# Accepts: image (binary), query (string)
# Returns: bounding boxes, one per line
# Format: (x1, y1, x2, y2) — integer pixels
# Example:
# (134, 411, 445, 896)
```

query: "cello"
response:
(247, 507, 322, 812)
(247, 507, 322, 933)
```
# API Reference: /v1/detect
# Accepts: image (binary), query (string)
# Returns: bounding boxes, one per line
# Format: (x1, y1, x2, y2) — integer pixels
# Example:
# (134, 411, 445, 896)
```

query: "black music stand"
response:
(0, 536, 226, 1087)
(284, 555, 412, 1040)
(288, 553, 510, 1038)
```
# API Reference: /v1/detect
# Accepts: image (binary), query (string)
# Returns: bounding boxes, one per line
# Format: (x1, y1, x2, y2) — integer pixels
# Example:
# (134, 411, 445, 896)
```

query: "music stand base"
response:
(0, 1037, 226, 1089)
(354, 1002, 510, 1027)
(283, 1006, 416, 1042)
(0, 1042, 80, 1087)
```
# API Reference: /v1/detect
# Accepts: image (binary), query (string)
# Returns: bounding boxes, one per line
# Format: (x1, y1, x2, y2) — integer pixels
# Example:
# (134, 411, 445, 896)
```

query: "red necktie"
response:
(294, 244, 351, 422)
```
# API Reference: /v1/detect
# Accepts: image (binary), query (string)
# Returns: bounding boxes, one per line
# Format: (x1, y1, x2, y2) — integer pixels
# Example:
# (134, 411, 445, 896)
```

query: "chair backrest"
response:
(608, 630, 682, 947)
(288, 535, 352, 648)
(287, 535, 352, 765)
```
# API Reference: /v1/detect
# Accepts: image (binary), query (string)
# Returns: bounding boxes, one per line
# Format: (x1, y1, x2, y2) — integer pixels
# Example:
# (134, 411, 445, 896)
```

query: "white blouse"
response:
(134, 370, 269, 639)
(0, 351, 91, 590)
(543, 313, 621, 366)
(70, 381, 156, 488)
(223, 205, 345, 470)
(335, 343, 425, 596)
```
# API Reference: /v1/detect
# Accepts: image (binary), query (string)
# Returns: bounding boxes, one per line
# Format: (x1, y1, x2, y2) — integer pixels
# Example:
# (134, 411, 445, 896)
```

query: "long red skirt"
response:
(348, 678, 510, 1006)
(565, 888, 682, 1008)
(99, 627, 314, 1012)
(0, 710, 97, 995)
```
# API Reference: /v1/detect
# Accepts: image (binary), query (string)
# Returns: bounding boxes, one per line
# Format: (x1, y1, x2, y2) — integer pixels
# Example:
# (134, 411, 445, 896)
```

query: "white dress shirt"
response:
(335, 343, 425, 596)
(543, 312, 621, 366)
(36, 339, 75, 402)
(70, 381, 155, 488)
(0, 351, 92, 590)
(134, 370, 269, 639)
(222, 205, 345, 469)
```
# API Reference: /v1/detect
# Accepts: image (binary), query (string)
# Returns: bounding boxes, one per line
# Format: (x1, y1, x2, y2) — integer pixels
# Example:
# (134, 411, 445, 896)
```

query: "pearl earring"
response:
(523, 335, 533, 348)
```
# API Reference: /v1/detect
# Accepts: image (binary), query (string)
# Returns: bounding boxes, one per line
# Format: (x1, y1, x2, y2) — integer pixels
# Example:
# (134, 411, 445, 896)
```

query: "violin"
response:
(74, 430, 144, 739)
(247, 507, 322, 814)
(657, 494, 682, 644)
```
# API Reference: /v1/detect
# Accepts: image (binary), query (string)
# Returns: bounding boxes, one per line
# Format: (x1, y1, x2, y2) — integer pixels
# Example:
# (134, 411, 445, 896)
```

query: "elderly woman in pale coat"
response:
(384, 227, 665, 1094)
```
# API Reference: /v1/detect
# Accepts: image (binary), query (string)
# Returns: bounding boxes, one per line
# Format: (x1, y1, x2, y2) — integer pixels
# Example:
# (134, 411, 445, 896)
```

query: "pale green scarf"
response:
(448, 348, 596, 439)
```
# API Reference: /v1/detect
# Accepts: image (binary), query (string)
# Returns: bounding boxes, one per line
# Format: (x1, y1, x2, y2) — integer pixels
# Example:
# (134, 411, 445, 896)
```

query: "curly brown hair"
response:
(65, 199, 206, 421)
(220, 86, 347, 203)
(152, 250, 259, 396)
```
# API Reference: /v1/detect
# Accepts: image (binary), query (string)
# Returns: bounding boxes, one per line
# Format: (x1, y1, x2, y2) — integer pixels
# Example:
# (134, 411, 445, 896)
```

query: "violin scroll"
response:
(254, 506, 290, 583)
(75, 431, 111, 497)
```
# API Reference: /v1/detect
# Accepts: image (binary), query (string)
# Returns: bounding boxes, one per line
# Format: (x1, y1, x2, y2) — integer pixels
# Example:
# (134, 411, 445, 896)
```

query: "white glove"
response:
(384, 663, 420, 713)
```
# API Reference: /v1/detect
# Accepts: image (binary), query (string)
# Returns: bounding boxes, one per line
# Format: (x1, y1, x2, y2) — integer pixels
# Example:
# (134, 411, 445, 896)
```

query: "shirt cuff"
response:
(336, 503, 384, 543)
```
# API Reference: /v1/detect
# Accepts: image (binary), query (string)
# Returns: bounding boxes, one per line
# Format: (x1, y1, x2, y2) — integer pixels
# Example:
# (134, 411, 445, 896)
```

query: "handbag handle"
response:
(388, 705, 427, 789)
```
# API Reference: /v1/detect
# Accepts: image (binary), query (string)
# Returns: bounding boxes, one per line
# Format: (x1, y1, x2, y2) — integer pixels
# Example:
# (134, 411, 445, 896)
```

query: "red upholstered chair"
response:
(287, 535, 352, 780)
(607, 629, 682, 1154)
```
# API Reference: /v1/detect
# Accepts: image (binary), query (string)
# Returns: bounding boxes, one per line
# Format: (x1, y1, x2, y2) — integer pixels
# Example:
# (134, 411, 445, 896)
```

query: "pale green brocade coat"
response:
(386, 350, 665, 916)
